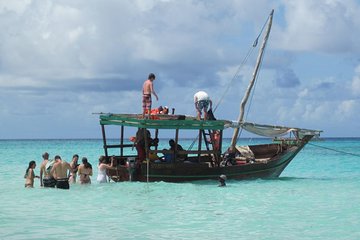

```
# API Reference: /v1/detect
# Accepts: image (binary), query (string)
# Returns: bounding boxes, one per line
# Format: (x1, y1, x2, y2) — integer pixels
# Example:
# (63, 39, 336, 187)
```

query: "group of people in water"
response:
(24, 152, 116, 189)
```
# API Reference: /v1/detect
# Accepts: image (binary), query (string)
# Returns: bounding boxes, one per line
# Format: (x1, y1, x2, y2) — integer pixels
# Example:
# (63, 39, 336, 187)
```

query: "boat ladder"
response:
(201, 130, 221, 167)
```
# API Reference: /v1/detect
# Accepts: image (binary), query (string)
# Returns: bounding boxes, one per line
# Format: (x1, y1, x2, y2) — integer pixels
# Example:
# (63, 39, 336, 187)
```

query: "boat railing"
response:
(104, 143, 134, 149)
(149, 149, 219, 156)
(149, 149, 220, 164)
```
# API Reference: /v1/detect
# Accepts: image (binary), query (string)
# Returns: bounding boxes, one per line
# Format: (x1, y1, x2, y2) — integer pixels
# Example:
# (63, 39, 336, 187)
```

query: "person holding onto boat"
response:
(194, 91, 212, 120)
(24, 161, 39, 188)
(135, 128, 159, 163)
(97, 155, 116, 183)
(135, 128, 150, 163)
(142, 73, 159, 119)
(78, 157, 93, 184)
(68, 154, 79, 184)
(50, 155, 71, 189)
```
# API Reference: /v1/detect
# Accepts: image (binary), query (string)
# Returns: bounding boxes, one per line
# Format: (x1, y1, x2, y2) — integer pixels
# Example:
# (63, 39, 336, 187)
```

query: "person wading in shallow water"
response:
(24, 161, 39, 188)
(50, 155, 71, 190)
(39, 152, 52, 187)
(78, 157, 93, 184)
(68, 154, 79, 184)
(142, 73, 159, 119)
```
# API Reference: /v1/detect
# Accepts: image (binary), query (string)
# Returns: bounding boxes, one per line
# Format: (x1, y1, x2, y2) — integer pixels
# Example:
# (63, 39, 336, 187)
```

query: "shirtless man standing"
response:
(142, 73, 159, 118)
(50, 155, 71, 190)
(39, 152, 49, 187)
(39, 152, 57, 188)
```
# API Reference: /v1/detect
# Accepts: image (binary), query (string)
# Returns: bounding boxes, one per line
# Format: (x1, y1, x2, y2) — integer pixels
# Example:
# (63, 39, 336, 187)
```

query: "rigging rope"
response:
(214, 12, 271, 112)
(188, 14, 272, 151)
(213, 46, 255, 112)
(308, 142, 360, 158)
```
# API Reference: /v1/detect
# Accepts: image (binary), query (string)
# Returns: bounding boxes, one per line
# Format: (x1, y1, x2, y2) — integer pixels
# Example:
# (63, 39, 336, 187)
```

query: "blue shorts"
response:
(196, 100, 209, 111)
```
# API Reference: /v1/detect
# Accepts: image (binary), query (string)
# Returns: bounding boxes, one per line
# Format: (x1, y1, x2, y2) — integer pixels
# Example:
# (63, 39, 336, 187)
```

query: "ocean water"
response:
(0, 138, 359, 240)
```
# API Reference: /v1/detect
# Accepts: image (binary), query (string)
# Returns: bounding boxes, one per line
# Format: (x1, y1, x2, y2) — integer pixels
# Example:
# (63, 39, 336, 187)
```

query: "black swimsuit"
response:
(56, 178, 70, 190)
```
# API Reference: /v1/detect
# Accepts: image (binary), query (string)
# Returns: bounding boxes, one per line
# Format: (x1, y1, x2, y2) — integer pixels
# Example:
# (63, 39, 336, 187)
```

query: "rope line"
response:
(189, 13, 272, 150)
(308, 142, 360, 158)
(213, 13, 271, 112)
(213, 46, 255, 112)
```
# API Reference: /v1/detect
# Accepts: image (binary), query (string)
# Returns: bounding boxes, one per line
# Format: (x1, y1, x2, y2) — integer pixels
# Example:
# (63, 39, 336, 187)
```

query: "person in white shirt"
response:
(194, 91, 213, 120)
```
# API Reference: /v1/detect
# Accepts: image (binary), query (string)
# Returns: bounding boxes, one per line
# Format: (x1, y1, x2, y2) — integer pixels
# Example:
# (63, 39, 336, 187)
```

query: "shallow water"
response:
(0, 138, 359, 239)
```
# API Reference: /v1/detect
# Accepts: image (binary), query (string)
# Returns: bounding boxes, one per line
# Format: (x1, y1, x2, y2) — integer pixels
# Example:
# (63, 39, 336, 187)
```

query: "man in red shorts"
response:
(142, 73, 159, 118)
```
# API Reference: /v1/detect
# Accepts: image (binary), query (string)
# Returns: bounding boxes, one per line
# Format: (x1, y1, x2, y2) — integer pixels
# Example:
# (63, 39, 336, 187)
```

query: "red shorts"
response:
(142, 94, 152, 110)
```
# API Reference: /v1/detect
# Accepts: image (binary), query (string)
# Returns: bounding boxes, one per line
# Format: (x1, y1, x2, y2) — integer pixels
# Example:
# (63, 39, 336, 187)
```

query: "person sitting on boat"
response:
(150, 106, 163, 115)
(220, 149, 236, 167)
(169, 139, 187, 161)
(194, 91, 213, 120)
(162, 106, 169, 114)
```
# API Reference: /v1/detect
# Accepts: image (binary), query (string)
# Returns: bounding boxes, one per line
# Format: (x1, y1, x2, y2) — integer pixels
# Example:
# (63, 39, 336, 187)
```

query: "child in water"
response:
(24, 161, 39, 188)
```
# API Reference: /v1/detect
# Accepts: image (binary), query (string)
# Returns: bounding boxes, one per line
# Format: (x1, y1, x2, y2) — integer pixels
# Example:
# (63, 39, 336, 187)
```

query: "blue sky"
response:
(1, 0, 359, 139)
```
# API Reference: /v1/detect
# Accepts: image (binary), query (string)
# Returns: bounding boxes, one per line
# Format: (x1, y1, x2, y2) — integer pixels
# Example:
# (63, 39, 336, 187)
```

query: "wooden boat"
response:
(98, 10, 321, 182)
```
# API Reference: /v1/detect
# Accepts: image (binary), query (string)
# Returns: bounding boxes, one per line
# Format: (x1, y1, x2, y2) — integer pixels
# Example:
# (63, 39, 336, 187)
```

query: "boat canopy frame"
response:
(99, 114, 224, 164)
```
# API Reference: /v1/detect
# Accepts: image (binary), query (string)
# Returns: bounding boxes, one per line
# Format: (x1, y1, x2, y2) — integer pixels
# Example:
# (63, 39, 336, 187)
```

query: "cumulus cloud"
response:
(275, 68, 300, 88)
(274, 0, 360, 53)
(351, 65, 360, 96)
(0, 0, 359, 138)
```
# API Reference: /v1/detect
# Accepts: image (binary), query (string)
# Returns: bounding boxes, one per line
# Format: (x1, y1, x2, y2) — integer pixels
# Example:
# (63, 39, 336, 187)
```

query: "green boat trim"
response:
(100, 113, 231, 130)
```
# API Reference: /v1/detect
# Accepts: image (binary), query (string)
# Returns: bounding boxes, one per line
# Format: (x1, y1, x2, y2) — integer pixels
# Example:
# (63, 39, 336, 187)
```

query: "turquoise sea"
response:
(0, 138, 359, 240)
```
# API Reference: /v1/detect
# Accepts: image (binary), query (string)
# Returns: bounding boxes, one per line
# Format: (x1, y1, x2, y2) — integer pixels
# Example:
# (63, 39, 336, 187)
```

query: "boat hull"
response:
(107, 142, 307, 183)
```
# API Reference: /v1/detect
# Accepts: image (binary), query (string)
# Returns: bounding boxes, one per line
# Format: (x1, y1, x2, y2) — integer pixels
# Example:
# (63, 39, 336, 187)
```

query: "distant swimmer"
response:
(218, 174, 227, 187)
(24, 161, 39, 188)
(142, 73, 159, 118)
(50, 155, 71, 190)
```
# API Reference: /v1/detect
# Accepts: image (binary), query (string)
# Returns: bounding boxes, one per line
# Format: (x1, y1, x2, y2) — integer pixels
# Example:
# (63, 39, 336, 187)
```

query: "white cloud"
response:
(335, 100, 356, 119)
(275, 0, 360, 53)
(0, 0, 31, 14)
(351, 65, 360, 95)
(0, 0, 359, 138)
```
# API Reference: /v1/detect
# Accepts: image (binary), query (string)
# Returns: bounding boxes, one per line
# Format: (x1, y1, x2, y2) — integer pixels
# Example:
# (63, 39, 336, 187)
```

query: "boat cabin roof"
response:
(100, 113, 231, 130)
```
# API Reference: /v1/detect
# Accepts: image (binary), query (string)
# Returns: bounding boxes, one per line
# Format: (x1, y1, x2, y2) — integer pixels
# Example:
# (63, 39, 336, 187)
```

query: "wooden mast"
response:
(230, 9, 274, 151)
